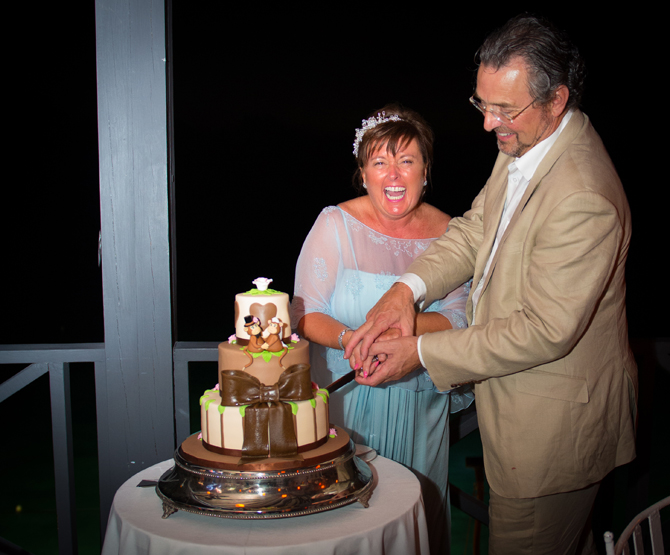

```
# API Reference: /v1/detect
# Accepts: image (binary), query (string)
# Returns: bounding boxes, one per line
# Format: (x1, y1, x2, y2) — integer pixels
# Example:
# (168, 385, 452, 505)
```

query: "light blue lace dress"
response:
(292, 206, 473, 555)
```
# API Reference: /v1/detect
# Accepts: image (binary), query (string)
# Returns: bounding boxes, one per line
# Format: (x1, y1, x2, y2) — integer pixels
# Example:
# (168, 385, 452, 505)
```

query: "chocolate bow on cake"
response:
(220, 364, 312, 463)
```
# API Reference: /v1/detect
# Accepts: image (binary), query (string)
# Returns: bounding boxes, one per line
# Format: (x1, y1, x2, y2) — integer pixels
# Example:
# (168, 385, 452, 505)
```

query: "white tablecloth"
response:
(101, 455, 429, 555)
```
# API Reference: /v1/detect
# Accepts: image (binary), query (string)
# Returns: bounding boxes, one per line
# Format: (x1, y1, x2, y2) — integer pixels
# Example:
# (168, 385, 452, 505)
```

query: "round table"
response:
(101, 455, 429, 555)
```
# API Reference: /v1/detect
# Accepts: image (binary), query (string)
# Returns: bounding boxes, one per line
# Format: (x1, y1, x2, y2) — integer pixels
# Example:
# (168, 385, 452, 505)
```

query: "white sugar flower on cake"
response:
(252, 277, 273, 291)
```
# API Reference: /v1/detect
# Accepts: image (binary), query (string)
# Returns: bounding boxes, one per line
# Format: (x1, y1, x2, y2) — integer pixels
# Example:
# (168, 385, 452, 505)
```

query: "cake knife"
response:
(324, 354, 381, 394)
(324, 369, 356, 394)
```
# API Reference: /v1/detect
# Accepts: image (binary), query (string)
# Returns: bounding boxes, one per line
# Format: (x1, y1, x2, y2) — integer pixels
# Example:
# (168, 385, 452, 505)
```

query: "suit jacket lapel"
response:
(477, 111, 587, 298)
(467, 154, 508, 322)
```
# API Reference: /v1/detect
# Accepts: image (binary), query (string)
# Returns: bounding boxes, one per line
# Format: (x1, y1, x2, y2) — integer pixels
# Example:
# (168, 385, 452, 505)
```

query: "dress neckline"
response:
(335, 206, 440, 242)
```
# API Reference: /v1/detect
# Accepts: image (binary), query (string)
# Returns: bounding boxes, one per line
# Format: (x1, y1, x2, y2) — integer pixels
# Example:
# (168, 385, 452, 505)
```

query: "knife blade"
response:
(324, 369, 357, 394)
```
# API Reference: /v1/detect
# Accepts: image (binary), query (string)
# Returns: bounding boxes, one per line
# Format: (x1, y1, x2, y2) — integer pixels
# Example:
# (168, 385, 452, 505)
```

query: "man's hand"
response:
(355, 336, 421, 386)
(349, 328, 400, 373)
(344, 282, 416, 367)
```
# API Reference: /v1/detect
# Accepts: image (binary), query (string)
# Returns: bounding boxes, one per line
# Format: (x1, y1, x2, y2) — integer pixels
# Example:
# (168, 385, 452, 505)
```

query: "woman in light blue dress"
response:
(292, 105, 473, 554)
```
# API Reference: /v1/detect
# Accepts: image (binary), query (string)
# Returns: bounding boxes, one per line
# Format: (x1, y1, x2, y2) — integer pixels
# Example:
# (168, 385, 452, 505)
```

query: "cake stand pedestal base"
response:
(156, 429, 373, 519)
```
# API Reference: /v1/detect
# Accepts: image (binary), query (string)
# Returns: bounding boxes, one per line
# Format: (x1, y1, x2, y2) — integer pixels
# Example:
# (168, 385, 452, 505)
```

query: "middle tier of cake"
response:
(218, 337, 310, 386)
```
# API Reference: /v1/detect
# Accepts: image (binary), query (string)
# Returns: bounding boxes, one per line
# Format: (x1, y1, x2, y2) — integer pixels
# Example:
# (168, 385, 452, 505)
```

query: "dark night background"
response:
(0, 4, 665, 553)
(0, 5, 663, 344)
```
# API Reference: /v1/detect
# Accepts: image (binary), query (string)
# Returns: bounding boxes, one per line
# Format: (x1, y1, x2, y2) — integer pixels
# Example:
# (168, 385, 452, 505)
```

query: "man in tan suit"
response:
(345, 15, 637, 555)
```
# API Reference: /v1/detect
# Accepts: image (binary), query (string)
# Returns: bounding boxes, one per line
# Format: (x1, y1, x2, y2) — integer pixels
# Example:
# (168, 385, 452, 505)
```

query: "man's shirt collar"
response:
(514, 109, 574, 182)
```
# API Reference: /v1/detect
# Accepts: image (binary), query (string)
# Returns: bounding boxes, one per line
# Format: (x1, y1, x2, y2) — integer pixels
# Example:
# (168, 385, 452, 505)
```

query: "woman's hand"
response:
(344, 282, 416, 364)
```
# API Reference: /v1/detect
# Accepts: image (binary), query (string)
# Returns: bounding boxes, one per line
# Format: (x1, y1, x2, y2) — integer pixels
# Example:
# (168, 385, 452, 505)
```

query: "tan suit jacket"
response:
(408, 111, 637, 498)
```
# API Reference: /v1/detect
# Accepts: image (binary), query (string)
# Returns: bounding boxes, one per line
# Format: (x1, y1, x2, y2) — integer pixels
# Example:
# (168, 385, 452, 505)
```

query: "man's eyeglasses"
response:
(469, 96, 535, 125)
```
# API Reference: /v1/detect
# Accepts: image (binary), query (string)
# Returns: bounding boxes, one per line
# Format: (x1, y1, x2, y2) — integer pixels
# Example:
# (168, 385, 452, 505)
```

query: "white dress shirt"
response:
(399, 110, 574, 368)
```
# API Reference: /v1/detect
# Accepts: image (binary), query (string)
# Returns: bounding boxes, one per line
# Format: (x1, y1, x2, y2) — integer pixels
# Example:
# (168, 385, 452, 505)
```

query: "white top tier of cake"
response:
(234, 289, 291, 341)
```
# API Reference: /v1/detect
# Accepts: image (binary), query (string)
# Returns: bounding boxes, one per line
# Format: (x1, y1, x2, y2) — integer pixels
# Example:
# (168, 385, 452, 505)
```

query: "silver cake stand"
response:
(156, 439, 374, 519)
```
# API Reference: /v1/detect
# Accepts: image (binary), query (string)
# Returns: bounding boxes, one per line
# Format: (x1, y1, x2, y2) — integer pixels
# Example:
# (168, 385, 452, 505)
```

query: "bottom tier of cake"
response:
(200, 386, 331, 458)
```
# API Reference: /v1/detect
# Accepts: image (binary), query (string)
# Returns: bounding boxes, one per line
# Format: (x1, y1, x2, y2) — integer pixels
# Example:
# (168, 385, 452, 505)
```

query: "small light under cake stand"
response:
(156, 427, 374, 519)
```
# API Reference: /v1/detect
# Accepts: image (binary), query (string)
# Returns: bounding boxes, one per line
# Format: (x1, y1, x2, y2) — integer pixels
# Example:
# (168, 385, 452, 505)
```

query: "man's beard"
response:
(495, 129, 528, 158)
(495, 109, 552, 158)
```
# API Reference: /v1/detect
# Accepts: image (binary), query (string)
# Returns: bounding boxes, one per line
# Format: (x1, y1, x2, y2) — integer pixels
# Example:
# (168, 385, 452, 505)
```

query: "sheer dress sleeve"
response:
(291, 207, 345, 325)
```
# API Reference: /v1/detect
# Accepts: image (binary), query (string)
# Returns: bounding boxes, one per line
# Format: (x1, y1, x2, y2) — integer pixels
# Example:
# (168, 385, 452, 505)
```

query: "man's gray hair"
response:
(476, 14, 586, 110)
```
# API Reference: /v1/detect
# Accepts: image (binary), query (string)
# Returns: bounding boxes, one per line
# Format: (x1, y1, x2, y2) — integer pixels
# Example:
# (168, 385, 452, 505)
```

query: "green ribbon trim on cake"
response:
(286, 401, 298, 415)
(244, 288, 282, 295)
(200, 389, 218, 407)
(218, 405, 225, 415)
(239, 405, 249, 417)
(309, 398, 316, 408)
(241, 346, 293, 363)
(316, 390, 329, 404)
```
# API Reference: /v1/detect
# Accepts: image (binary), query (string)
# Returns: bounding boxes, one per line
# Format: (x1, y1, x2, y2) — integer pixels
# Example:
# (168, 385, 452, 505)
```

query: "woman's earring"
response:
(423, 180, 428, 187)
(363, 183, 368, 189)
